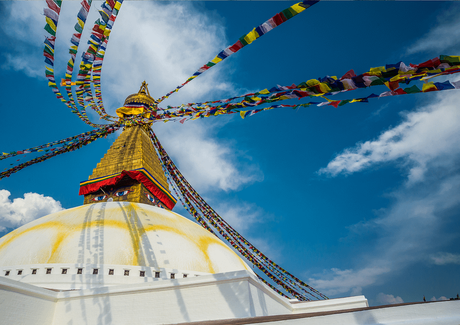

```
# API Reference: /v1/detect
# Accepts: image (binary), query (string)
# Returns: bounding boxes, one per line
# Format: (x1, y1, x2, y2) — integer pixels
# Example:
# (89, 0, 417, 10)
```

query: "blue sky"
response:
(1, 1, 460, 305)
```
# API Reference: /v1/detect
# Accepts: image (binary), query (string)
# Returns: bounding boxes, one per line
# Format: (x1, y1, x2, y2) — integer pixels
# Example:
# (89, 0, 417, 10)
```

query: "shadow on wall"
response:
(64, 203, 112, 325)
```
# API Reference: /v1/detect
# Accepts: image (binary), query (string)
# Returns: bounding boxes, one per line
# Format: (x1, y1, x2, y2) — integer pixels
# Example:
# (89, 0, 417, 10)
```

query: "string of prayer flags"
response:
(156, 1, 319, 103)
(0, 125, 120, 180)
(0, 127, 117, 161)
(148, 56, 460, 123)
(150, 130, 327, 301)
(62, 0, 93, 120)
(43, 0, 104, 128)
(77, 0, 123, 121)
(171, 78, 460, 123)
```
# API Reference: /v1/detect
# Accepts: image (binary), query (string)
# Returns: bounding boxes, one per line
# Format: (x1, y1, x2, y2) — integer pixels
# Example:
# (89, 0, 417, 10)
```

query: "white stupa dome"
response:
(0, 202, 252, 290)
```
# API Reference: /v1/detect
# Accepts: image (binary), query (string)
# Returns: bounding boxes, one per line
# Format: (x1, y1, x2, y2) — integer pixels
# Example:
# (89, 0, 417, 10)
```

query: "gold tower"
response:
(79, 82, 176, 209)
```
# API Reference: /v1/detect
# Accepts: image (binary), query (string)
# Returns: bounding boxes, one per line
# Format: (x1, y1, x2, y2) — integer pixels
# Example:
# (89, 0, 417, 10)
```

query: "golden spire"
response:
(80, 83, 176, 209)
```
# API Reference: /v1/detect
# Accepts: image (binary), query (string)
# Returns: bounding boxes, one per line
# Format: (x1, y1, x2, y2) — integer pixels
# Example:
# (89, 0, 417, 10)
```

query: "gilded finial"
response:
(116, 81, 157, 119)
(139, 81, 151, 97)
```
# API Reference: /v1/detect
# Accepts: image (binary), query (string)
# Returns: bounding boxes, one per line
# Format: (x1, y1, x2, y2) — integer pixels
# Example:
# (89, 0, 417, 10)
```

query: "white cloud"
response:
(0, 190, 63, 231)
(309, 267, 390, 297)
(319, 91, 460, 185)
(429, 252, 460, 265)
(1, 1, 238, 106)
(0, 1, 47, 77)
(155, 120, 262, 193)
(95, 1, 239, 111)
(430, 296, 448, 301)
(406, 6, 460, 55)
(376, 293, 404, 305)
(310, 172, 460, 296)
(214, 202, 263, 232)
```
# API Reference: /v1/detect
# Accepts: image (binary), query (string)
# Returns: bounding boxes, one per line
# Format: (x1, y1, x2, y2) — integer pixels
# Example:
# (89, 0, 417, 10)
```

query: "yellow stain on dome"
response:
(0, 203, 251, 274)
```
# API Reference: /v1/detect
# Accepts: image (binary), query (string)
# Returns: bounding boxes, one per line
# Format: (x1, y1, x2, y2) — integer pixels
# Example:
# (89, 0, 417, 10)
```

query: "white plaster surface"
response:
(0, 270, 371, 325)
(0, 263, 211, 290)
(0, 271, 458, 325)
(0, 202, 252, 286)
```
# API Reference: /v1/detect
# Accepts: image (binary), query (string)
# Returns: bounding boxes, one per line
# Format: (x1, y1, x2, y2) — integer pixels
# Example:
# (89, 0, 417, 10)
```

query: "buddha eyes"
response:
(115, 190, 130, 197)
(146, 194, 155, 202)
(92, 190, 129, 201)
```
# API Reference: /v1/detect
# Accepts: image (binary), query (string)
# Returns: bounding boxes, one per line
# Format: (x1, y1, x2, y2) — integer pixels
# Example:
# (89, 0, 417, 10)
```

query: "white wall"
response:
(51, 271, 293, 325)
(7, 270, 441, 325)
(0, 277, 56, 324)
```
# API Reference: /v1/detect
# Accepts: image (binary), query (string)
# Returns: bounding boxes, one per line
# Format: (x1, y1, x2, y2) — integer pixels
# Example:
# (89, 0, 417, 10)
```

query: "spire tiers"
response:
(89, 126, 167, 184)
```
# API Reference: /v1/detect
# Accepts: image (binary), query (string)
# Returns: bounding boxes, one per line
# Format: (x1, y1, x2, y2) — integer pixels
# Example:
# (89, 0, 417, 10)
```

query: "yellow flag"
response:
(45, 17, 56, 31)
(259, 89, 270, 94)
(290, 3, 307, 14)
(319, 83, 331, 93)
(369, 67, 384, 76)
(211, 56, 222, 64)
(240, 111, 247, 119)
(306, 79, 320, 87)
(244, 29, 259, 45)
(422, 82, 437, 92)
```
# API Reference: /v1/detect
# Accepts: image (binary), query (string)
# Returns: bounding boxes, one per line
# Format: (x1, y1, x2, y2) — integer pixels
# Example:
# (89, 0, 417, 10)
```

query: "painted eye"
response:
(93, 195, 107, 201)
(146, 194, 155, 203)
(115, 190, 130, 197)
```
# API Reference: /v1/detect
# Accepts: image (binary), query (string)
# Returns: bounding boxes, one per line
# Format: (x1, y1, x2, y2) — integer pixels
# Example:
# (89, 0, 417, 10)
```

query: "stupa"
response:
(0, 85, 458, 325)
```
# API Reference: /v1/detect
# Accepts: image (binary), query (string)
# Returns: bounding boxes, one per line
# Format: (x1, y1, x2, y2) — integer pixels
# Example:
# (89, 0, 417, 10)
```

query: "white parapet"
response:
(0, 269, 372, 325)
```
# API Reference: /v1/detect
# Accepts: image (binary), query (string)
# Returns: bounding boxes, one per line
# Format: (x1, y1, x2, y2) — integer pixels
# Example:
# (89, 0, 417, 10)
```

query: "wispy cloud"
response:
(310, 170, 460, 297)
(214, 201, 264, 232)
(309, 267, 390, 297)
(429, 252, 460, 265)
(0, 189, 63, 231)
(0, 1, 47, 78)
(376, 293, 404, 305)
(319, 91, 460, 185)
(406, 5, 460, 55)
(430, 296, 448, 301)
(155, 120, 263, 193)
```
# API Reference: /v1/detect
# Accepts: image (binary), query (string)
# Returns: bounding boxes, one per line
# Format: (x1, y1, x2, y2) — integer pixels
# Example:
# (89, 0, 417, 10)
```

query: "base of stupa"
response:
(2, 269, 458, 325)
(0, 270, 369, 324)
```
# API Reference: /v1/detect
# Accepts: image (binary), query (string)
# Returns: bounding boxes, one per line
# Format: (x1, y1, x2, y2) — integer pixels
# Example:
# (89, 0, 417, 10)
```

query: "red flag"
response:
(46, 0, 60, 14)
(340, 69, 356, 80)
(329, 100, 341, 108)
(389, 81, 400, 91)
(80, 0, 90, 12)
(229, 40, 243, 53)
